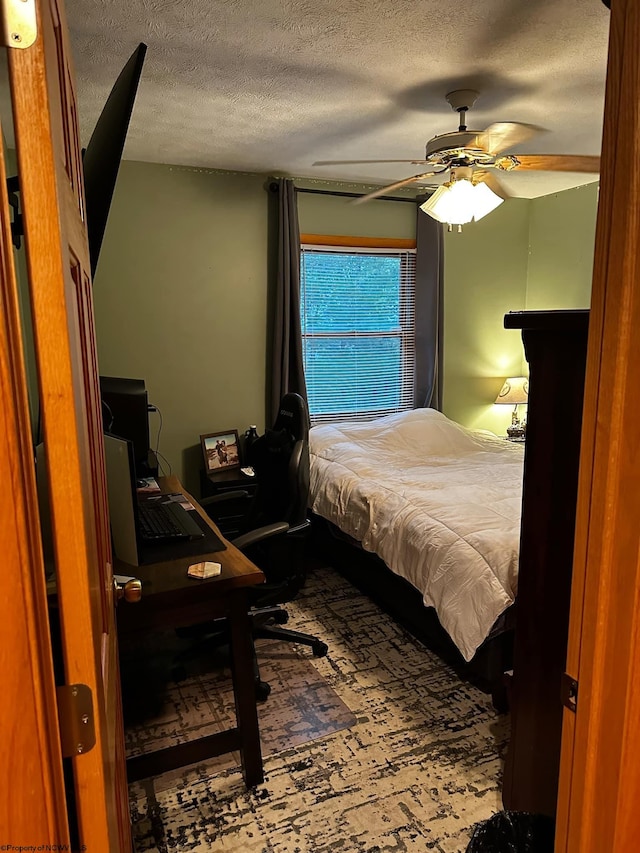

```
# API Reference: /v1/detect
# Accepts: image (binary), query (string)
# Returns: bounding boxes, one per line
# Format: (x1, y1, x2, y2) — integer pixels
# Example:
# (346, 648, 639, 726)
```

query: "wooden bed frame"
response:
(310, 513, 513, 711)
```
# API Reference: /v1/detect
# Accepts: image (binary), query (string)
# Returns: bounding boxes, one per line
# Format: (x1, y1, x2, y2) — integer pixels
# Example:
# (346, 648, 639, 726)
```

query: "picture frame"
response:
(200, 429, 241, 473)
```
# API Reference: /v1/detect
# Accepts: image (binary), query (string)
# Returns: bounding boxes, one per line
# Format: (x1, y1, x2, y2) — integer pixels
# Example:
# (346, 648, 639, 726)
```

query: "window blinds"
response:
(300, 245, 417, 424)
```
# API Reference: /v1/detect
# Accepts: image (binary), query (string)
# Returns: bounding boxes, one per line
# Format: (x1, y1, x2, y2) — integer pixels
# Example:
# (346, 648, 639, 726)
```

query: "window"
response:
(300, 240, 416, 424)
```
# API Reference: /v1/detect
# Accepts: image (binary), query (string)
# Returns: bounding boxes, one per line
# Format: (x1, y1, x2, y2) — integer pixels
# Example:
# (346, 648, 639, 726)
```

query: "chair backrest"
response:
(247, 393, 310, 529)
(273, 392, 310, 441)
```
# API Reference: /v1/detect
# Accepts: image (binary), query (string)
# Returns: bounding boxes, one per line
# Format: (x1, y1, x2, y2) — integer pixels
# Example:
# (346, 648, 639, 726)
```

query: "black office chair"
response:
(182, 393, 328, 699)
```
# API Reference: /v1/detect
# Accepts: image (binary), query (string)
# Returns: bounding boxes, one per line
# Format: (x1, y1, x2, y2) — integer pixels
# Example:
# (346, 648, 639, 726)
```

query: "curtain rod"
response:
(267, 181, 417, 204)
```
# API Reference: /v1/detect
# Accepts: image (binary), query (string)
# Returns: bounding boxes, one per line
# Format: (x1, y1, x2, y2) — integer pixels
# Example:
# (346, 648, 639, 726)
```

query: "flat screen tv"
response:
(83, 43, 147, 278)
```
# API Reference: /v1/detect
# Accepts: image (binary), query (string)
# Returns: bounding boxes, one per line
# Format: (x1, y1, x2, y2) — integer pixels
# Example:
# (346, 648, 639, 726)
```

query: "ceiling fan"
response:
(313, 90, 600, 224)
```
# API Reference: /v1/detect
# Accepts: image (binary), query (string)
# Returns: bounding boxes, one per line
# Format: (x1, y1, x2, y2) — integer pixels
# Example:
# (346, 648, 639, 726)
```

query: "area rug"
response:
(130, 565, 509, 853)
(122, 633, 356, 795)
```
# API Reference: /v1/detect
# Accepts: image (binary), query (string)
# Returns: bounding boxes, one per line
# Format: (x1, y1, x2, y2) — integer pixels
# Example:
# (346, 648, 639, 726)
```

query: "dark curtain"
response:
(268, 178, 307, 424)
(414, 201, 444, 410)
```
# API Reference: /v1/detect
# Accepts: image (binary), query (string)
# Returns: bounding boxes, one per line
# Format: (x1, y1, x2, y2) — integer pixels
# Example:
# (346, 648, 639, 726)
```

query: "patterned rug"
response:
(129, 565, 509, 852)
(122, 633, 356, 794)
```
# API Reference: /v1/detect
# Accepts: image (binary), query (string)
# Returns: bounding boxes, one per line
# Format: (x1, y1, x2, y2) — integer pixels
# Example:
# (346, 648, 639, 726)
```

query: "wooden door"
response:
(555, 0, 640, 850)
(1, 0, 131, 848)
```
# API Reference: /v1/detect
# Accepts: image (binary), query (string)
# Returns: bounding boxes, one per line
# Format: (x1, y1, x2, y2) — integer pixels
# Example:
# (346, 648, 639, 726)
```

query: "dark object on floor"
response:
(189, 393, 328, 699)
(466, 811, 555, 853)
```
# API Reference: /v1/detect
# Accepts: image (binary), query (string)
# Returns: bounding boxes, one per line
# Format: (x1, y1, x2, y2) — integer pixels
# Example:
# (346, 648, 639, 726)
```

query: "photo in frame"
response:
(200, 430, 241, 473)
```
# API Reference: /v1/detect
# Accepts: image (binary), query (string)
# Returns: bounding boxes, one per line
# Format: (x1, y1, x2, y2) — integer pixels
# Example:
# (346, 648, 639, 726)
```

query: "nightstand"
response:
(199, 468, 259, 538)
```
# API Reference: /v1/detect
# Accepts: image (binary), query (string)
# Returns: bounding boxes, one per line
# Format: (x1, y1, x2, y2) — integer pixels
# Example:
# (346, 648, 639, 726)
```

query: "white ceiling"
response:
(65, 0, 611, 199)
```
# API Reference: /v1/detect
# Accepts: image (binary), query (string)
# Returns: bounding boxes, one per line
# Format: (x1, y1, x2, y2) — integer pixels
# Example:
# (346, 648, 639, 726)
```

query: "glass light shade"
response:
(495, 376, 529, 405)
(471, 181, 505, 220)
(420, 179, 504, 226)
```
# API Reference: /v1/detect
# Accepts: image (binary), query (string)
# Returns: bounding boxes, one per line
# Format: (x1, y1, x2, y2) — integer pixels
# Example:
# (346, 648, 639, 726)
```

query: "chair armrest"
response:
(199, 490, 250, 507)
(231, 522, 289, 551)
(288, 519, 311, 535)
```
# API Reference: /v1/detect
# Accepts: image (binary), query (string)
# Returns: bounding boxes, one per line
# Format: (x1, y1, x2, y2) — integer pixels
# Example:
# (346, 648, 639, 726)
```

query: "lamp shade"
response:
(420, 179, 504, 226)
(495, 376, 529, 405)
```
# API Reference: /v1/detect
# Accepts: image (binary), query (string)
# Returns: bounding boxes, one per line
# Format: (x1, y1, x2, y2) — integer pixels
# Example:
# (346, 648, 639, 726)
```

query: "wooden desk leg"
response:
(228, 592, 264, 787)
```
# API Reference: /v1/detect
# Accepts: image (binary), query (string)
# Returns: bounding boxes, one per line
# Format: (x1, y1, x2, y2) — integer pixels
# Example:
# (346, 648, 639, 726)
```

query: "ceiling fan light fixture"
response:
(420, 181, 474, 225)
(471, 180, 505, 220)
(419, 178, 504, 227)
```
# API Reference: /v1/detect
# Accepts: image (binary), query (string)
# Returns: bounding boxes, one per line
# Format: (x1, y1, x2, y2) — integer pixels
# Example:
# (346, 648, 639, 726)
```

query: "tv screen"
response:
(83, 43, 147, 278)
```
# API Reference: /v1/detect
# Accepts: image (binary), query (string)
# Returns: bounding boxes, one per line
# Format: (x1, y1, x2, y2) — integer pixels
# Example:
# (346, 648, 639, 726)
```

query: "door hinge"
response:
(56, 683, 96, 757)
(561, 672, 578, 713)
(1, 0, 37, 49)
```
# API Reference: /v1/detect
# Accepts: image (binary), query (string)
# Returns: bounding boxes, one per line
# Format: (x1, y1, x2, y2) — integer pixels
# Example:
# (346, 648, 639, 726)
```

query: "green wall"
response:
(296, 180, 416, 239)
(443, 199, 530, 436)
(93, 162, 599, 489)
(526, 182, 598, 309)
(93, 163, 269, 493)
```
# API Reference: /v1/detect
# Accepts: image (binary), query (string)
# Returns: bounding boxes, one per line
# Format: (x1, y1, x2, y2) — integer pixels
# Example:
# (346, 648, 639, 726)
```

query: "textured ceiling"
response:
(65, 0, 611, 198)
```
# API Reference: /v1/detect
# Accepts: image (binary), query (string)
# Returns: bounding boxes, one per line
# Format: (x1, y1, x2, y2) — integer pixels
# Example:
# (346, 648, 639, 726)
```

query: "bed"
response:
(308, 408, 525, 696)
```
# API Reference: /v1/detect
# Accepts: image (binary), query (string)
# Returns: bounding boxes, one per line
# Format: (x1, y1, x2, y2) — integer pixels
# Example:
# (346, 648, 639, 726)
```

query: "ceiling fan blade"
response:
(313, 159, 430, 166)
(352, 172, 439, 205)
(499, 154, 600, 173)
(473, 169, 512, 200)
(472, 122, 546, 156)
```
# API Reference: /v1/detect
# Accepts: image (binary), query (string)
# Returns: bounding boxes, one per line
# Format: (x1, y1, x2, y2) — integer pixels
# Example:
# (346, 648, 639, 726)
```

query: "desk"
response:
(115, 475, 265, 788)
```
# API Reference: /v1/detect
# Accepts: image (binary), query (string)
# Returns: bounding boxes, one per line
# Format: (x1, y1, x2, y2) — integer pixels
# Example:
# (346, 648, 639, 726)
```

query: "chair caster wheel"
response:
(255, 680, 271, 701)
(273, 611, 289, 625)
(312, 641, 328, 657)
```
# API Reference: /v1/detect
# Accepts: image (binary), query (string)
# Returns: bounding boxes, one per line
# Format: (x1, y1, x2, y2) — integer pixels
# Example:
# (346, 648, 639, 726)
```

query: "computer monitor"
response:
(103, 433, 206, 567)
(103, 434, 140, 565)
(99, 376, 152, 476)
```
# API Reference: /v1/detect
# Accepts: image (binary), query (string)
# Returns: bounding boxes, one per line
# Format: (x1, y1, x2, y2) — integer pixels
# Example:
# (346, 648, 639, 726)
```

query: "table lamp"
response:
(495, 376, 529, 438)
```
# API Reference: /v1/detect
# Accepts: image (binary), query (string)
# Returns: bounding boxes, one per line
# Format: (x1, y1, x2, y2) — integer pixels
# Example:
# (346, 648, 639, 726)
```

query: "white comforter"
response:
(309, 408, 525, 661)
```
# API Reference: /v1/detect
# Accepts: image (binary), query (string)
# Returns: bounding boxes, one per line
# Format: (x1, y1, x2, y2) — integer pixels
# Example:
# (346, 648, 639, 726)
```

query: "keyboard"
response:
(137, 500, 205, 542)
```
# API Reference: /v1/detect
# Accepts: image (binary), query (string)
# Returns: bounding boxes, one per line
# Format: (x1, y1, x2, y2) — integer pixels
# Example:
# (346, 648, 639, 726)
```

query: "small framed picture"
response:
(200, 430, 241, 473)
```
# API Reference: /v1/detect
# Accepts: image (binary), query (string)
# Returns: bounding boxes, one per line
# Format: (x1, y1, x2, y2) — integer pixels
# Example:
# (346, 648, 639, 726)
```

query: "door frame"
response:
(555, 0, 640, 849)
(0, 107, 71, 848)
(1, 0, 130, 846)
